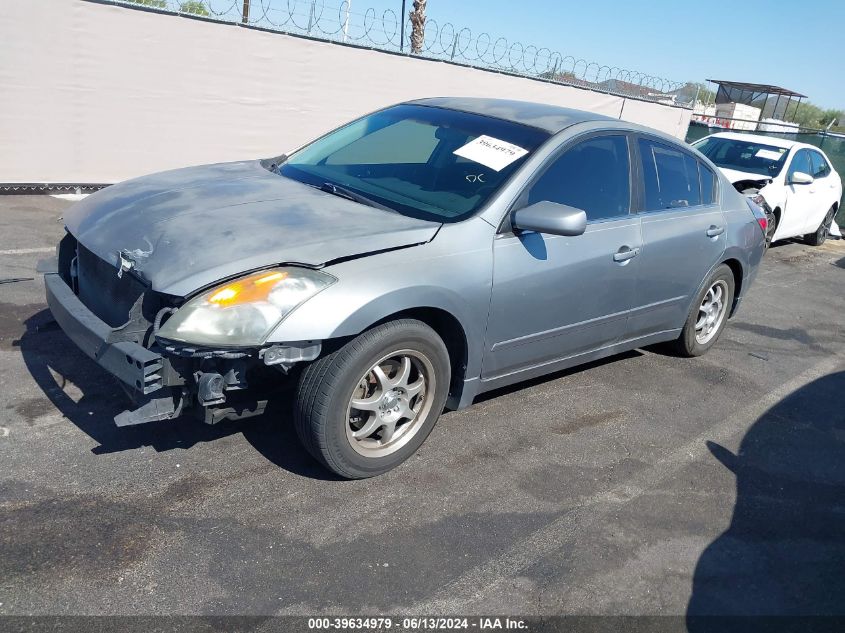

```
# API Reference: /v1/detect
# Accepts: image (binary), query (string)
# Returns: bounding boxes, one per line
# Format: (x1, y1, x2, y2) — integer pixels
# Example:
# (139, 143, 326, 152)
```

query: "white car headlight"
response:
(157, 267, 336, 346)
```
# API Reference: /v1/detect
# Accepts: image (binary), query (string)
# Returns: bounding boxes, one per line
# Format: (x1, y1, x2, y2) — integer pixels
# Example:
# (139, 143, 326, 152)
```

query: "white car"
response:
(692, 132, 842, 246)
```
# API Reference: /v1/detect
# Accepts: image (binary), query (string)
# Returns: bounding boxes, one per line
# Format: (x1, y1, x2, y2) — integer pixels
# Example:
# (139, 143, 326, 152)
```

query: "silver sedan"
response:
(43, 97, 767, 477)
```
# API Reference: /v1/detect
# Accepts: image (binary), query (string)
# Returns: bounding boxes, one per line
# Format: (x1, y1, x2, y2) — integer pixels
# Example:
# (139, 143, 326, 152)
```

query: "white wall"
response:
(0, 0, 692, 184)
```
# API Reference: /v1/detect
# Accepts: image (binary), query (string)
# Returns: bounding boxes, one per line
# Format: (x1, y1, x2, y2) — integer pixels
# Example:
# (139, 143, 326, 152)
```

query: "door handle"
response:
(613, 246, 640, 263)
(706, 225, 725, 237)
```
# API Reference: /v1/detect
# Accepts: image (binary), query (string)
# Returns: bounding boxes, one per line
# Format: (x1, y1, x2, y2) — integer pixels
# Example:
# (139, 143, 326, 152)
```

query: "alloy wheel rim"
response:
(695, 280, 729, 345)
(345, 349, 435, 458)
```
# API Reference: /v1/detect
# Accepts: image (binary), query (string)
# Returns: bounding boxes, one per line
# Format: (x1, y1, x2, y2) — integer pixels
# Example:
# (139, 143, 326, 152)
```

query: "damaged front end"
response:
(42, 233, 320, 427)
(732, 178, 776, 246)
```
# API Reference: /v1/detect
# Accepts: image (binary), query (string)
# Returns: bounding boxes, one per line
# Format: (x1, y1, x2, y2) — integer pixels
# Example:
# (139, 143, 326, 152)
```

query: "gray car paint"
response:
(64, 160, 441, 296)
(61, 98, 764, 410)
(266, 114, 762, 408)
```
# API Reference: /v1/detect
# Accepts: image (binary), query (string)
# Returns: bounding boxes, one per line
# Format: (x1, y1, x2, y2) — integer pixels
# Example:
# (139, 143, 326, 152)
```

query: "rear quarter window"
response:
(698, 162, 717, 205)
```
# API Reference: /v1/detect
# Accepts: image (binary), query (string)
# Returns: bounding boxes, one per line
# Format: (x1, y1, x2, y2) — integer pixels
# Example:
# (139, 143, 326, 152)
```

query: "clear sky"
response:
(332, 0, 844, 109)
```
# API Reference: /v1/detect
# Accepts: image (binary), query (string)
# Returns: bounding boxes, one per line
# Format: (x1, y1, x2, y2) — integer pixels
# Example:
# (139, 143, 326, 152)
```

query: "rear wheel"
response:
(805, 206, 836, 246)
(294, 319, 450, 479)
(671, 264, 735, 357)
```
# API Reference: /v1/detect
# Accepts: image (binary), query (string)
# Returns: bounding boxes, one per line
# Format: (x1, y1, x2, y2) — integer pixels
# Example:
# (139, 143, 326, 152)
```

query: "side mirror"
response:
(512, 201, 587, 237)
(790, 171, 814, 185)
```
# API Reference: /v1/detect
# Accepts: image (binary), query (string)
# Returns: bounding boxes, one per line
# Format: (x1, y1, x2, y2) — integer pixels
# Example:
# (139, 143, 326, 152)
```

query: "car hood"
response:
(717, 167, 774, 185)
(64, 161, 441, 296)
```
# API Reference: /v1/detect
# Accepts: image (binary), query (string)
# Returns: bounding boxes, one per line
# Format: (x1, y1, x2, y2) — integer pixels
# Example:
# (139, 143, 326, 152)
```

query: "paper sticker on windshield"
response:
(453, 136, 528, 172)
(755, 148, 785, 161)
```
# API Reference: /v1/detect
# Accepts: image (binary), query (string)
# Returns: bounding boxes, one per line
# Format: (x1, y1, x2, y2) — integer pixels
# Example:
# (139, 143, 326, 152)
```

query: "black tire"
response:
(804, 206, 836, 246)
(294, 319, 450, 479)
(671, 264, 735, 357)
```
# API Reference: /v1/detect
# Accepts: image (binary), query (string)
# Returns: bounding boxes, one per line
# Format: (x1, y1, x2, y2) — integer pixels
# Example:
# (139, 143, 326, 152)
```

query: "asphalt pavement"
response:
(1, 195, 844, 619)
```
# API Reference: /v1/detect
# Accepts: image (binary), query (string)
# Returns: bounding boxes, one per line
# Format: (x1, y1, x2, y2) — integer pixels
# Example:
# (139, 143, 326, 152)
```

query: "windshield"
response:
(276, 104, 550, 222)
(693, 136, 790, 177)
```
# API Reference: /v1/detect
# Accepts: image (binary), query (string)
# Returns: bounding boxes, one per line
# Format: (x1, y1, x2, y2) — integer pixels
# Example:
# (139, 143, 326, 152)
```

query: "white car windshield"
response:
(694, 136, 790, 177)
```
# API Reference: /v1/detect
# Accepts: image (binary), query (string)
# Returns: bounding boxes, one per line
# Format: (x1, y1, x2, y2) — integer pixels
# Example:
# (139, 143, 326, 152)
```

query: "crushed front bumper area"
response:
(44, 272, 320, 427)
(45, 273, 167, 395)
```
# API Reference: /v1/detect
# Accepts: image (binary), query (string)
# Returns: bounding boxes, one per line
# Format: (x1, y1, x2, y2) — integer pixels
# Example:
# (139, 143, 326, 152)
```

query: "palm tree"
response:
(409, 0, 426, 54)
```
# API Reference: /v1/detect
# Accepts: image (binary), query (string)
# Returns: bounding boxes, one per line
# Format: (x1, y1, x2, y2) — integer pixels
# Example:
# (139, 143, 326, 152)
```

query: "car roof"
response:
(704, 131, 800, 150)
(406, 97, 615, 133)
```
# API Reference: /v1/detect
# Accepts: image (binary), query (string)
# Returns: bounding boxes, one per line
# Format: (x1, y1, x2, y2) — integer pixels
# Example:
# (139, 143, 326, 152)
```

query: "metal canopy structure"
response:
(706, 79, 808, 123)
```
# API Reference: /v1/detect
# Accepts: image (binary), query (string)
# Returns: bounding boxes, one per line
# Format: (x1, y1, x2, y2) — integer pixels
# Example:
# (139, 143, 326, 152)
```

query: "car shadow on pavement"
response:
(18, 308, 337, 480)
(686, 369, 845, 631)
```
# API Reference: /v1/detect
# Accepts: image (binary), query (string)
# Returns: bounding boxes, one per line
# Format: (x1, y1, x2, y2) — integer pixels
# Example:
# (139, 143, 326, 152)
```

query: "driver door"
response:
(782, 149, 815, 237)
(481, 133, 641, 380)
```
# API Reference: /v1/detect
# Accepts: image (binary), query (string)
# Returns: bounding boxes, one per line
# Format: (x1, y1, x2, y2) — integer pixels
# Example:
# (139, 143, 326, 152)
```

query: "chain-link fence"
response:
(107, 0, 695, 107)
(687, 124, 845, 228)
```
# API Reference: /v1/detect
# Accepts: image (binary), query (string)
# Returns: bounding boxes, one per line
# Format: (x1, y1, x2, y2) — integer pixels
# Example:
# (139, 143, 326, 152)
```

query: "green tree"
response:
(124, 0, 210, 16)
(127, 0, 167, 7)
(679, 82, 715, 105)
(180, 1, 209, 15)
(789, 102, 845, 130)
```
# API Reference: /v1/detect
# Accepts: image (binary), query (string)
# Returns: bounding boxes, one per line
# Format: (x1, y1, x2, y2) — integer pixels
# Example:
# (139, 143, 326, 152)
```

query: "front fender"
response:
(265, 219, 496, 380)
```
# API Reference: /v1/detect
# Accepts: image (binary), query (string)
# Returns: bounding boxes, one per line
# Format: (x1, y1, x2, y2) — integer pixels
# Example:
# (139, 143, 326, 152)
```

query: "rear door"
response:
(482, 133, 641, 379)
(626, 136, 726, 339)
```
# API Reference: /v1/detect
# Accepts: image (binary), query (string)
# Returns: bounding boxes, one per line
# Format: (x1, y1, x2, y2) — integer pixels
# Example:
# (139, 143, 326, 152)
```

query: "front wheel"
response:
(805, 206, 836, 246)
(671, 264, 735, 357)
(294, 319, 450, 479)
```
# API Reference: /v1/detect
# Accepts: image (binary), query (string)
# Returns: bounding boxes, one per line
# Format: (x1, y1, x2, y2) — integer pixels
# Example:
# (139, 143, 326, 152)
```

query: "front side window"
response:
(523, 135, 631, 221)
(809, 151, 830, 178)
(693, 136, 790, 177)
(639, 138, 702, 210)
(278, 104, 550, 222)
(787, 149, 812, 181)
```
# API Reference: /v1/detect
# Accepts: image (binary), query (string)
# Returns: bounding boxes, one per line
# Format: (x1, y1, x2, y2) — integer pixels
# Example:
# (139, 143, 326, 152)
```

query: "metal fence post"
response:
(307, 0, 316, 34)
(241, 0, 249, 24)
(342, 0, 351, 42)
(400, 0, 407, 52)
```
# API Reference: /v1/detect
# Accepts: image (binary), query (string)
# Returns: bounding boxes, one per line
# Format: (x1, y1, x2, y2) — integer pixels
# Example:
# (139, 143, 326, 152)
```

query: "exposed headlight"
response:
(157, 267, 336, 346)
(749, 193, 771, 212)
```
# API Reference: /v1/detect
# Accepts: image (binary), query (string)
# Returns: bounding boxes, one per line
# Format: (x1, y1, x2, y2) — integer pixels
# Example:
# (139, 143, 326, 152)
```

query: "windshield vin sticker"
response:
(755, 148, 785, 161)
(453, 135, 528, 171)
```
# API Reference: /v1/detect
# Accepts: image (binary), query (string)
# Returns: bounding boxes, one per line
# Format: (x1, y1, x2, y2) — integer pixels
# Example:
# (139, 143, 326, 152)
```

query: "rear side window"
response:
(639, 139, 702, 210)
(810, 151, 830, 178)
(525, 135, 631, 221)
(698, 162, 717, 205)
